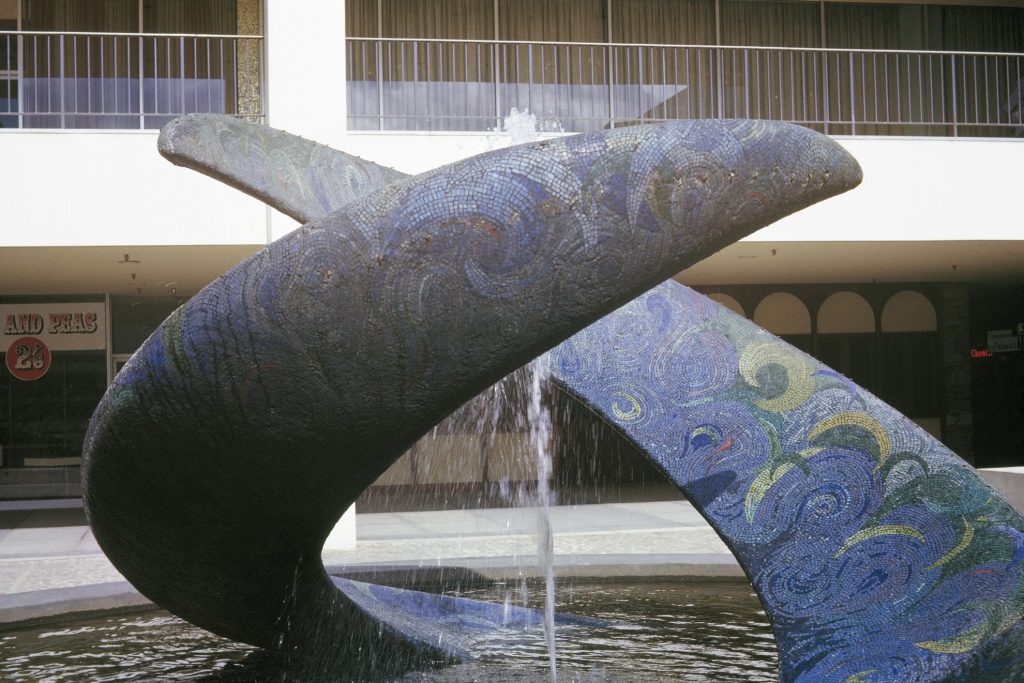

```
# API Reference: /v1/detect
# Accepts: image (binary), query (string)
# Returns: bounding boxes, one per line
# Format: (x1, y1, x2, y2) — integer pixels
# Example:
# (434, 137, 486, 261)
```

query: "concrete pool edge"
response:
(327, 552, 745, 582)
(0, 553, 745, 631)
(0, 580, 154, 631)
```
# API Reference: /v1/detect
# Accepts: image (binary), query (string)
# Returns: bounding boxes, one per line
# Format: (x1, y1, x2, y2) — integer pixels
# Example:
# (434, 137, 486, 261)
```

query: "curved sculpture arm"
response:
(83, 119, 860, 669)
(158, 114, 406, 223)
(551, 281, 1024, 681)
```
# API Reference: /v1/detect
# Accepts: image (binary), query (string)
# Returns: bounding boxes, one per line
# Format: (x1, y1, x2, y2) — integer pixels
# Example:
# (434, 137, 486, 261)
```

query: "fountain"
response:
(73, 114, 1024, 681)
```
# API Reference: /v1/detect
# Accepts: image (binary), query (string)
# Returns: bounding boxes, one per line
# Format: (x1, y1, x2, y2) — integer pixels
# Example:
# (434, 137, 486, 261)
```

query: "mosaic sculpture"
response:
(82, 114, 1022, 679)
(554, 284, 1024, 681)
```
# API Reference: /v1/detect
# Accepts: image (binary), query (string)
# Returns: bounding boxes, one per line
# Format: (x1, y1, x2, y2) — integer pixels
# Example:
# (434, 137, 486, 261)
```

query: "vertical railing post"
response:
(137, 33, 144, 128)
(178, 36, 185, 117)
(849, 50, 856, 135)
(607, 43, 615, 128)
(822, 49, 830, 134)
(16, 32, 23, 128)
(527, 43, 534, 118)
(745, 48, 753, 116)
(637, 45, 644, 121)
(950, 53, 958, 137)
(492, 41, 500, 130)
(716, 45, 724, 118)
(58, 34, 65, 128)
(376, 38, 384, 131)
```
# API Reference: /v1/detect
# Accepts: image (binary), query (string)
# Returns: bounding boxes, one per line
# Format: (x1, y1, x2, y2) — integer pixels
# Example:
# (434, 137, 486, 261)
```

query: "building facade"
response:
(0, 0, 1021, 503)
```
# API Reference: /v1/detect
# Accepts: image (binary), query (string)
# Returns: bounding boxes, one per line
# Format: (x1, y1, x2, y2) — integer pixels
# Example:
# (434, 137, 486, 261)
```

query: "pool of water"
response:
(0, 580, 778, 681)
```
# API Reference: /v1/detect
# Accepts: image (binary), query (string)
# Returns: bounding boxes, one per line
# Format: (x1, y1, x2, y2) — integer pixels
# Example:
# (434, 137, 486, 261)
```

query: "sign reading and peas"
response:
(0, 304, 106, 381)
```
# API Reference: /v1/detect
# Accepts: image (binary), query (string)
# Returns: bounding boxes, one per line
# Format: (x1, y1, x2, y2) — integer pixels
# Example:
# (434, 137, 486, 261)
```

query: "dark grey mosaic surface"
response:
(159, 114, 405, 223)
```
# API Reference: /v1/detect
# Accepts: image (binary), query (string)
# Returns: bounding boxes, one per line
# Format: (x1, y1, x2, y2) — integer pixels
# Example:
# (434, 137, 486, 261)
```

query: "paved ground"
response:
(0, 497, 741, 626)
(323, 500, 738, 579)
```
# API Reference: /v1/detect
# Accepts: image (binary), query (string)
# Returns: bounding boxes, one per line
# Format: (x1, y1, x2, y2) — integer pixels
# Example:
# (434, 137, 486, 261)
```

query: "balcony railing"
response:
(347, 37, 1024, 137)
(0, 31, 263, 130)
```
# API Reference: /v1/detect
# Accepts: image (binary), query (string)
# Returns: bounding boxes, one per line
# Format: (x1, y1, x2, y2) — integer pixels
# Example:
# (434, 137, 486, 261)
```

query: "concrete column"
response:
(236, 0, 262, 119)
(262, 1, 357, 546)
(263, 0, 348, 241)
(941, 284, 973, 462)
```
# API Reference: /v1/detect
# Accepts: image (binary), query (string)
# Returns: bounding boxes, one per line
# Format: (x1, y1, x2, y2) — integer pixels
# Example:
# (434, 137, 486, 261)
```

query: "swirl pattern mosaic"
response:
(553, 282, 1024, 681)
(84, 117, 867, 675)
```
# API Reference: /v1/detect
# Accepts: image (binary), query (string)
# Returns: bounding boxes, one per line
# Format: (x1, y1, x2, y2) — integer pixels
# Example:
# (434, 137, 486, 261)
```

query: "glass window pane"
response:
(721, 0, 820, 48)
(22, 0, 137, 32)
(499, 0, 604, 42)
(142, 0, 236, 34)
(614, 0, 714, 45)
(0, 351, 106, 467)
(378, 0, 492, 40)
(111, 296, 182, 356)
(937, 5, 1024, 53)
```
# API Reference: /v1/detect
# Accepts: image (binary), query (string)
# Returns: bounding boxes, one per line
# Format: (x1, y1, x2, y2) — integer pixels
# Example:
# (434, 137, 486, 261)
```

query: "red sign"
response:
(6, 336, 51, 381)
(970, 348, 994, 359)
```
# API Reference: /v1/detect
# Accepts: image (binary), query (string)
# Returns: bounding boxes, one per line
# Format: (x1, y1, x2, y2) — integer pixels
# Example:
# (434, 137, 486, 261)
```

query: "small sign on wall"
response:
(0, 303, 106, 352)
(5, 336, 51, 381)
(1, 303, 106, 381)
(988, 329, 1023, 353)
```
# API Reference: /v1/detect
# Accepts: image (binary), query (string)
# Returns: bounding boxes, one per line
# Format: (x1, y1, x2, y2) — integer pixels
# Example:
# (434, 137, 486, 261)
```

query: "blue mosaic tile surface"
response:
(332, 577, 603, 658)
(552, 281, 1024, 682)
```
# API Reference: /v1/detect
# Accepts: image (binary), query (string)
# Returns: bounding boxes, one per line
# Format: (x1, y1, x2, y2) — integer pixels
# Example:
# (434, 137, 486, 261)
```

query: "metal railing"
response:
(0, 30, 263, 130)
(347, 37, 1024, 137)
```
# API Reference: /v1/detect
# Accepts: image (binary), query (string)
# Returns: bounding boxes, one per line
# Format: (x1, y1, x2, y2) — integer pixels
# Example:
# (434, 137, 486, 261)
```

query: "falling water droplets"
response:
(527, 354, 558, 683)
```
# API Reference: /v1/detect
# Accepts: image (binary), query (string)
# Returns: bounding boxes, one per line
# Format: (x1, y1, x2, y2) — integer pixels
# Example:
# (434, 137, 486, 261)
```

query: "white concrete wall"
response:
(757, 137, 1024, 242)
(338, 131, 566, 176)
(323, 506, 357, 552)
(0, 126, 948, 248)
(0, 131, 268, 247)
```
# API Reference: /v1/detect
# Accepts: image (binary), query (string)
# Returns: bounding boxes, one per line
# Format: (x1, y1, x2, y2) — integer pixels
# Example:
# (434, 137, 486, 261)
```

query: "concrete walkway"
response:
(0, 498, 741, 627)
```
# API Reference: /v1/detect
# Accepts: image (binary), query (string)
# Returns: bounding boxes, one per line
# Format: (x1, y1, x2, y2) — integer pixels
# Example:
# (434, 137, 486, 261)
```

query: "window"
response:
(753, 291, 812, 354)
(0, 0, 18, 127)
(878, 290, 940, 426)
(815, 292, 878, 394)
(6, 0, 256, 129)
(0, 350, 105, 467)
(346, 0, 1024, 136)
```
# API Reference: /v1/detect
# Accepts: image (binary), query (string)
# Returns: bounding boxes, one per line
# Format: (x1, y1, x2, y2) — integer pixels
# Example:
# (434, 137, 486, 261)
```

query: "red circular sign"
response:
(6, 336, 52, 381)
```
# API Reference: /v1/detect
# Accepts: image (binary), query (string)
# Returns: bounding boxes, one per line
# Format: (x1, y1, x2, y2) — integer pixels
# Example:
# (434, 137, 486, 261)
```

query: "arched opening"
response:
(817, 291, 876, 334)
(881, 290, 938, 332)
(707, 292, 745, 318)
(880, 290, 941, 438)
(753, 291, 812, 352)
(815, 291, 877, 395)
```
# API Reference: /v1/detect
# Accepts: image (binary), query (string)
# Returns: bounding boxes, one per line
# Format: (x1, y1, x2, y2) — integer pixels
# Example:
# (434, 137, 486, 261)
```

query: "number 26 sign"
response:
(6, 336, 51, 381)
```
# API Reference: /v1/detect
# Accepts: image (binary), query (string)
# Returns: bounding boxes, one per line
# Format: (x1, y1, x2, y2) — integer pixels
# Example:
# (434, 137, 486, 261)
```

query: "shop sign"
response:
(987, 329, 1022, 354)
(0, 303, 106, 352)
(5, 336, 51, 381)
